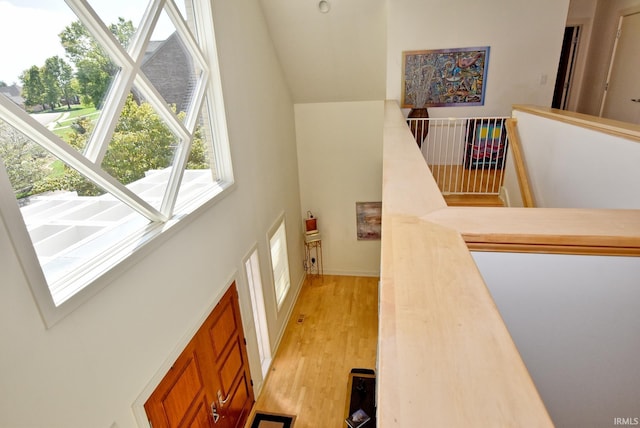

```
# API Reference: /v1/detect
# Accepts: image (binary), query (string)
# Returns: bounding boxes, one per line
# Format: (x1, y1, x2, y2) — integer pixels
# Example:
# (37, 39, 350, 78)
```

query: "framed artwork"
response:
(465, 118, 507, 169)
(402, 46, 490, 108)
(356, 202, 381, 241)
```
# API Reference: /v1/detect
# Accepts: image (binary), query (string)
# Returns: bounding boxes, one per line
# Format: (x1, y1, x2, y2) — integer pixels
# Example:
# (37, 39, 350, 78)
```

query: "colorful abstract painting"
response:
(402, 46, 490, 108)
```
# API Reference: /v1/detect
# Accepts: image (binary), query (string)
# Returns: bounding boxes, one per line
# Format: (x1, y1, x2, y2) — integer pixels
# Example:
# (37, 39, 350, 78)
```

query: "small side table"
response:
(304, 233, 323, 276)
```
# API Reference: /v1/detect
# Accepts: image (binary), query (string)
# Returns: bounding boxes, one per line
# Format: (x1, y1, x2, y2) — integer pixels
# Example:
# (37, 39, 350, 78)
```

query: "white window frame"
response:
(268, 214, 292, 312)
(0, 0, 233, 327)
(243, 245, 272, 378)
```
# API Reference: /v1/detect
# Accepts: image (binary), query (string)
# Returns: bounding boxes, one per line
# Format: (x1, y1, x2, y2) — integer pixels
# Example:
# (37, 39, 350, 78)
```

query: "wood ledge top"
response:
(512, 105, 640, 143)
(380, 100, 555, 427)
(379, 101, 640, 427)
(426, 207, 640, 253)
(378, 216, 553, 427)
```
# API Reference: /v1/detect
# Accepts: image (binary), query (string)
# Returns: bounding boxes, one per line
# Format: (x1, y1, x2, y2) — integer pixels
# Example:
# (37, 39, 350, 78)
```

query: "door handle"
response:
(218, 389, 230, 406)
(632, 99, 640, 103)
(210, 402, 220, 423)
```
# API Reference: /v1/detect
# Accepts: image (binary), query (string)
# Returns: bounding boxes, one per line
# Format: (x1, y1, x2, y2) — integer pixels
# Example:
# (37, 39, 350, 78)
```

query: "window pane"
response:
(270, 221, 291, 309)
(100, 91, 180, 210)
(144, 8, 204, 125)
(0, 0, 231, 320)
(0, 117, 150, 305)
(86, 0, 146, 51)
(0, 2, 75, 87)
(175, 103, 218, 210)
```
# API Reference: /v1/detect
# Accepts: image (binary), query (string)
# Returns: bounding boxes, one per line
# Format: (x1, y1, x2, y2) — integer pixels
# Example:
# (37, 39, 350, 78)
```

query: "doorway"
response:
(552, 25, 580, 110)
(600, 11, 640, 124)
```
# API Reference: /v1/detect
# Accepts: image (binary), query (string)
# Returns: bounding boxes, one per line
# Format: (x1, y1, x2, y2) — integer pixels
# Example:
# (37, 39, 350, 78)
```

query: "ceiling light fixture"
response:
(318, 0, 330, 13)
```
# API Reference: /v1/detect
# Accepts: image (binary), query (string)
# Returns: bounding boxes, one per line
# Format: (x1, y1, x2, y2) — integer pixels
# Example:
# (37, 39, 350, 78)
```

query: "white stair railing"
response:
(407, 116, 510, 195)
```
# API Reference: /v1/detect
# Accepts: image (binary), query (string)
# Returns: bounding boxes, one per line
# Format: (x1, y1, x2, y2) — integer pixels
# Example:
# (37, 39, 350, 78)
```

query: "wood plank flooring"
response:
(429, 164, 504, 194)
(246, 275, 379, 428)
(444, 194, 505, 207)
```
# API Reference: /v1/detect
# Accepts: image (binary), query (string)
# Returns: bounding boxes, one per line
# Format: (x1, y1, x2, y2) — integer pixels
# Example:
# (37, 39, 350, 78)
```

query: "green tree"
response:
(0, 121, 48, 197)
(42, 56, 75, 110)
(75, 54, 112, 107)
(20, 65, 45, 110)
(41, 65, 61, 111)
(34, 96, 208, 196)
(59, 18, 135, 107)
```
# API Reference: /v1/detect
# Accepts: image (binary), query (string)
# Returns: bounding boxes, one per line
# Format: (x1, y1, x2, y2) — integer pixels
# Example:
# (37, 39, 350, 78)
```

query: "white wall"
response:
(0, 0, 304, 427)
(511, 110, 640, 208)
(386, 0, 571, 117)
(257, 0, 387, 104)
(295, 101, 383, 276)
(472, 251, 640, 428)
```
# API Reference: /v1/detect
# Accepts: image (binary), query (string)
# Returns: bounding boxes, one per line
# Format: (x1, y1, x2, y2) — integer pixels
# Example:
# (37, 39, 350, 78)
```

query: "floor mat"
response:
(250, 411, 296, 428)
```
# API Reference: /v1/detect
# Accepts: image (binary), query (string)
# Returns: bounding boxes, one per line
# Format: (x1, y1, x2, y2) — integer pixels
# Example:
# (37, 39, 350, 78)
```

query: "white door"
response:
(601, 12, 640, 124)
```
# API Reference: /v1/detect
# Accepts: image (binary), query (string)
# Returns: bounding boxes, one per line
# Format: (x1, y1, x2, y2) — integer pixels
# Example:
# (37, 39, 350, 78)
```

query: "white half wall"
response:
(512, 110, 640, 208)
(472, 251, 640, 428)
(295, 101, 383, 276)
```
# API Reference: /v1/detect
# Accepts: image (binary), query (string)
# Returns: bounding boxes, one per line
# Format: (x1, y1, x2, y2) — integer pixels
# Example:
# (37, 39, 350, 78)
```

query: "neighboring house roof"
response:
(143, 40, 165, 62)
(0, 84, 25, 108)
(140, 32, 196, 114)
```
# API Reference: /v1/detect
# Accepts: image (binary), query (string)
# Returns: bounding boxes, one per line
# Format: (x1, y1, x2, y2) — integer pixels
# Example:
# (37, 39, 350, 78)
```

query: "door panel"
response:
(209, 298, 237, 357)
(162, 353, 204, 425)
(187, 399, 213, 428)
(144, 343, 212, 428)
(145, 283, 254, 428)
(200, 286, 254, 428)
(225, 374, 250, 428)
(219, 339, 243, 393)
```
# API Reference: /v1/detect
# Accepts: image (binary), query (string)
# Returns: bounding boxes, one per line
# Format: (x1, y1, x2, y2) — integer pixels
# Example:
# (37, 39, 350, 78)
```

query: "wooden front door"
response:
(145, 283, 254, 428)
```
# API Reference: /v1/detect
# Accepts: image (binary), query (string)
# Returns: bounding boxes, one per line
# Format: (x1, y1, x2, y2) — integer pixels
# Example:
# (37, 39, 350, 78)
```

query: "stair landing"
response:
(444, 194, 504, 207)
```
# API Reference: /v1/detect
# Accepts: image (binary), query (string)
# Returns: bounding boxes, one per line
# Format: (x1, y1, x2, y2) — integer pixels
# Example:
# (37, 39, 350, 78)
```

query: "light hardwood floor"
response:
(429, 164, 505, 207)
(444, 194, 504, 207)
(246, 275, 379, 428)
(429, 164, 504, 194)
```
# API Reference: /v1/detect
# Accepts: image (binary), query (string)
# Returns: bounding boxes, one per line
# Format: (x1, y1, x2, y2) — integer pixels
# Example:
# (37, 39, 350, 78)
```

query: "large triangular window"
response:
(0, 0, 232, 326)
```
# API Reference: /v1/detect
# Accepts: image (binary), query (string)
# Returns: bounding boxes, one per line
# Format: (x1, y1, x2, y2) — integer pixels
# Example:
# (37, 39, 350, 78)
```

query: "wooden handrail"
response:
(513, 104, 640, 143)
(426, 207, 640, 257)
(505, 118, 535, 207)
(379, 100, 640, 427)
(379, 100, 554, 427)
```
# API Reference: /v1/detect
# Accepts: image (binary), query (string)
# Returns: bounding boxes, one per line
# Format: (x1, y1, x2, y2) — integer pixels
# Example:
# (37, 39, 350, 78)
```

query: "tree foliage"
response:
(0, 121, 48, 197)
(33, 96, 209, 196)
(20, 66, 45, 109)
(20, 56, 75, 111)
(7, 17, 209, 201)
(59, 18, 135, 107)
(41, 56, 75, 110)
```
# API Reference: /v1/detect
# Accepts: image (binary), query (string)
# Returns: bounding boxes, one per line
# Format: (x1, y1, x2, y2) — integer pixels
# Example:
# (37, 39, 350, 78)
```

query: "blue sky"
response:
(0, 0, 178, 84)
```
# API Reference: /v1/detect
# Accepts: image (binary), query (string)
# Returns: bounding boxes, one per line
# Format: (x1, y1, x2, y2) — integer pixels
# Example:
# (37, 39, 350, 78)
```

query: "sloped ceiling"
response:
(258, 0, 387, 104)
